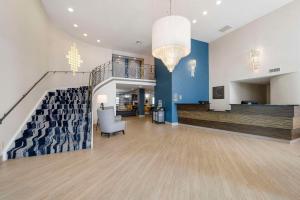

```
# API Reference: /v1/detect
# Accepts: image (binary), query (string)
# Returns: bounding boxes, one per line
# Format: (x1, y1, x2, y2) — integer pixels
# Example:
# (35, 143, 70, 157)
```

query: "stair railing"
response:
(1, 61, 155, 125)
(0, 71, 89, 125)
(89, 60, 155, 91)
(87, 60, 155, 114)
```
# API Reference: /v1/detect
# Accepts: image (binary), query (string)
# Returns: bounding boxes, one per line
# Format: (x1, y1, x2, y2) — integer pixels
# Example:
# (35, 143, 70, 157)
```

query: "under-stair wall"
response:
(7, 86, 91, 159)
(0, 72, 90, 160)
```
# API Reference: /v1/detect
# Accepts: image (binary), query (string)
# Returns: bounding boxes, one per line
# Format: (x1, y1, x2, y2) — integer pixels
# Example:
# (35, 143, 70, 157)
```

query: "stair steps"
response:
(7, 86, 91, 160)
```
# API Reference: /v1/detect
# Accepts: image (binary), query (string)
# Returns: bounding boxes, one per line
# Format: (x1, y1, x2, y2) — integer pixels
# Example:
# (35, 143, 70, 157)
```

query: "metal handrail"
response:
(0, 71, 90, 125)
(90, 60, 155, 90)
(0, 61, 155, 125)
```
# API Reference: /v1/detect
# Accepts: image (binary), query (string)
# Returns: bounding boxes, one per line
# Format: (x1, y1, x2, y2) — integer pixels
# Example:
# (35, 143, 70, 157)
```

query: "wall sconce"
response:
(66, 43, 83, 75)
(173, 93, 182, 102)
(188, 59, 197, 77)
(250, 48, 262, 72)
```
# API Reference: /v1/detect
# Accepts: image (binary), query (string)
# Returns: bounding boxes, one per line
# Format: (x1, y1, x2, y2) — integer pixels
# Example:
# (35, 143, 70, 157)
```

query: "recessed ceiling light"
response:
(83, 33, 88, 37)
(73, 24, 78, 28)
(216, 0, 222, 5)
(97, 39, 101, 43)
(192, 19, 197, 24)
(202, 11, 208, 16)
(68, 8, 74, 13)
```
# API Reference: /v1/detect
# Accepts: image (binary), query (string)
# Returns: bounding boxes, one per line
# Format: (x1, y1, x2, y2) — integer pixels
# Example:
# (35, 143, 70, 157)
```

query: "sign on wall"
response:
(213, 86, 224, 99)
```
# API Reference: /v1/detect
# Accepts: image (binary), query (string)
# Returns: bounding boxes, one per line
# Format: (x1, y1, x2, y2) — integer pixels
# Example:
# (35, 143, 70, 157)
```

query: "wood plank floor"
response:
(1, 117, 300, 200)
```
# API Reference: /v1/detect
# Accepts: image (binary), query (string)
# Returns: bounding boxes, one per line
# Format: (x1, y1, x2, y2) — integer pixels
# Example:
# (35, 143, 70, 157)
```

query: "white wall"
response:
(93, 81, 117, 124)
(0, 0, 50, 154)
(270, 72, 300, 105)
(230, 82, 268, 104)
(47, 29, 155, 72)
(92, 78, 156, 123)
(209, 1, 300, 110)
(48, 25, 112, 72)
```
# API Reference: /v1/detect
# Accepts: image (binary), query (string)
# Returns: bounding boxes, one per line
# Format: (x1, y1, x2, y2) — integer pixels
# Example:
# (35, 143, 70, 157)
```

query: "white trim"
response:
(166, 121, 179, 126)
(178, 123, 295, 144)
(290, 137, 300, 144)
(91, 109, 94, 149)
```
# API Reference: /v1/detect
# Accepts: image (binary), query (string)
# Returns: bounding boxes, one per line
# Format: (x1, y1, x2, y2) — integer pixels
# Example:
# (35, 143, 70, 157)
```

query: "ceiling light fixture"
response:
(216, 0, 222, 5)
(68, 8, 74, 13)
(152, 0, 191, 72)
(203, 11, 208, 16)
(192, 19, 197, 24)
(83, 33, 88, 37)
(97, 39, 101, 43)
(73, 24, 78, 28)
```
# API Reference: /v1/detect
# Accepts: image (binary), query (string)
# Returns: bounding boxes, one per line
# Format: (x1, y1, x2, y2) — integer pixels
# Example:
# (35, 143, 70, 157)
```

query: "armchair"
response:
(97, 107, 125, 137)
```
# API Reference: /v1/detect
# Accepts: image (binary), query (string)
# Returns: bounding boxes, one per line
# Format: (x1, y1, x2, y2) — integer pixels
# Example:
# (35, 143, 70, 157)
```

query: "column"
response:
(138, 88, 145, 117)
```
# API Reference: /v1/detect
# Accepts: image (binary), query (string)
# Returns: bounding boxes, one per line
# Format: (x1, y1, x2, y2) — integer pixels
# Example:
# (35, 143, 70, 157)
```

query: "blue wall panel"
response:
(154, 59, 172, 122)
(155, 39, 209, 123)
(172, 39, 209, 122)
(138, 88, 145, 116)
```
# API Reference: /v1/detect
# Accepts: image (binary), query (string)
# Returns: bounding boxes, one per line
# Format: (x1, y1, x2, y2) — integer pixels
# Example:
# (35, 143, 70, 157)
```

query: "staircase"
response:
(7, 86, 92, 160)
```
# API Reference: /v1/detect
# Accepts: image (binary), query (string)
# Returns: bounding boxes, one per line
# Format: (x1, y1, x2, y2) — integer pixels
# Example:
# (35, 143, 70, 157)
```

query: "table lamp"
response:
(97, 95, 108, 110)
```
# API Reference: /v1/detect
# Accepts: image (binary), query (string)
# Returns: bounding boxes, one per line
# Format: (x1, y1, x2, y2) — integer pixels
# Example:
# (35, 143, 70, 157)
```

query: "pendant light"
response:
(152, 0, 191, 72)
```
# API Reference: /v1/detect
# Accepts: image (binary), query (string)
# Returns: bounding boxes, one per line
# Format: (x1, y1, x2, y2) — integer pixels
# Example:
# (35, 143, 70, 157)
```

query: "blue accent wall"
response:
(155, 39, 209, 123)
(154, 59, 172, 122)
(138, 88, 145, 116)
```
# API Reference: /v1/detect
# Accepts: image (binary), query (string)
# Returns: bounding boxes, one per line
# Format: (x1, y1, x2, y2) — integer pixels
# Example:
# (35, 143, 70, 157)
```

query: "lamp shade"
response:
(97, 95, 107, 104)
(152, 15, 191, 72)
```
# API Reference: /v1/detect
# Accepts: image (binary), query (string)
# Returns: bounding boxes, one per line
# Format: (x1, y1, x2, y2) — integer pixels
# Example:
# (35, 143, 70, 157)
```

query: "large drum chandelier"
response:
(152, 0, 191, 72)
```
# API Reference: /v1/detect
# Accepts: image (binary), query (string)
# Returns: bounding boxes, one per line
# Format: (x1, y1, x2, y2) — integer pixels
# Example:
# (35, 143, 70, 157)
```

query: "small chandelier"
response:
(152, 0, 191, 72)
(66, 43, 83, 75)
(250, 48, 262, 72)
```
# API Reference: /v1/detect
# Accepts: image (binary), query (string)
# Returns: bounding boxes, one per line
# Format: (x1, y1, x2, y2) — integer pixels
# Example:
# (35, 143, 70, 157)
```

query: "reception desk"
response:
(177, 104, 300, 140)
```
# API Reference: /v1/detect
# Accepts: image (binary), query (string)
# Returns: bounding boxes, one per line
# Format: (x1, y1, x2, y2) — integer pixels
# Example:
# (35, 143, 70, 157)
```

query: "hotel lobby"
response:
(0, 0, 300, 199)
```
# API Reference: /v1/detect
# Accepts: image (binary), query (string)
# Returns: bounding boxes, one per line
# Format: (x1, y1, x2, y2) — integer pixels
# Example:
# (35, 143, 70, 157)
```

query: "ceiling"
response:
(41, 0, 293, 55)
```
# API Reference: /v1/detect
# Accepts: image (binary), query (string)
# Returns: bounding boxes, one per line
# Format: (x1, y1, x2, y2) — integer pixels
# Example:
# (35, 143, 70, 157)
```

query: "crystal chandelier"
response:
(152, 0, 191, 72)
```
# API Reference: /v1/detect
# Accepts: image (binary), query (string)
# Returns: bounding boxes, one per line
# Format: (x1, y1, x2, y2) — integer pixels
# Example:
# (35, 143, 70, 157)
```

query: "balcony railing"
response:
(90, 61, 155, 89)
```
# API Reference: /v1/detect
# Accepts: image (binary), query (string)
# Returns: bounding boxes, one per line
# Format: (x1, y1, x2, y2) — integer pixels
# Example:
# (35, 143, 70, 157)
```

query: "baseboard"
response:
(290, 137, 300, 144)
(0, 154, 6, 162)
(166, 121, 179, 126)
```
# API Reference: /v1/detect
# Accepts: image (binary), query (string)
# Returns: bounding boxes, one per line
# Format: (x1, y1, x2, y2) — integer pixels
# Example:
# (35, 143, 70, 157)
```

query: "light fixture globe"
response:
(152, 15, 191, 72)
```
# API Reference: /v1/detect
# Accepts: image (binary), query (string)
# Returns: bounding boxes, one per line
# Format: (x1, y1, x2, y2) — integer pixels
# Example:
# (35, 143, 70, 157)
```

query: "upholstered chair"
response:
(97, 107, 125, 137)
